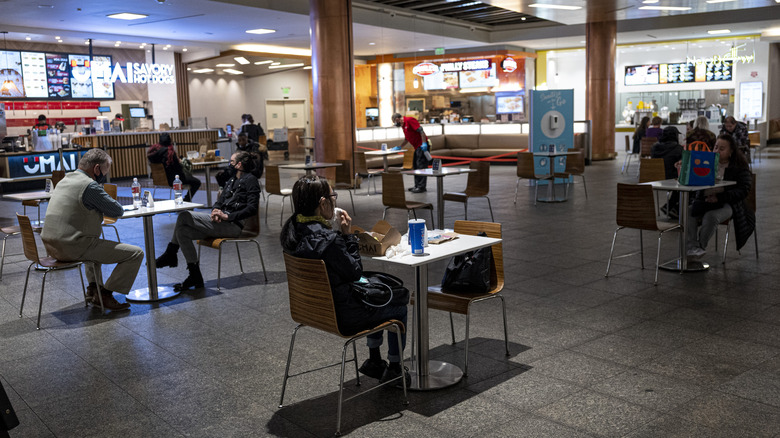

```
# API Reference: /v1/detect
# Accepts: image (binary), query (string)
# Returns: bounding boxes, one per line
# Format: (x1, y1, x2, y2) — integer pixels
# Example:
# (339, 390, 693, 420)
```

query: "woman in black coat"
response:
(684, 133, 754, 259)
(147, 133, 201, 202)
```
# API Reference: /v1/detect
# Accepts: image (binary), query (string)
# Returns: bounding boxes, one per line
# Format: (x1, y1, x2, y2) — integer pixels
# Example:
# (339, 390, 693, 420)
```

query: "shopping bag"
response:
(678, 149, 719, 186)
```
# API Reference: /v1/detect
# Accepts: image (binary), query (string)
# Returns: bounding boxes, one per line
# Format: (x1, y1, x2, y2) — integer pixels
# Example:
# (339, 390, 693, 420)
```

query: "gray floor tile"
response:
(530, 350, 630, 387)
(590, 369, 705, 412)
(674, 391, 780, 437)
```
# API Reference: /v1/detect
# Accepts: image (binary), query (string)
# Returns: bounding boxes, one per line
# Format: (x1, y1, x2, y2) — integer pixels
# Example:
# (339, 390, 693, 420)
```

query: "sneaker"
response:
(358, 358, 387, 380)
(410, 187, 426, 193)
(407, 187, 416, 192)
(686, 247, 706, 260)
(380, 365, 411, 388)
(95, 291, 131, 311)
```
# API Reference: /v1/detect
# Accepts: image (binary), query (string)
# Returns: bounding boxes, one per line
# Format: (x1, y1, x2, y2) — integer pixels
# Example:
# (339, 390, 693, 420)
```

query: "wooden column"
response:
(586, 20, 617, 161)
(310, 0, 357, 179)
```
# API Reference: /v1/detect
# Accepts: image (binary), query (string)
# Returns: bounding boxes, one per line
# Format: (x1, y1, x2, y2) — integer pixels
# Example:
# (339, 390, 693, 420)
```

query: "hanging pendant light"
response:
(0, 31, 21, 97)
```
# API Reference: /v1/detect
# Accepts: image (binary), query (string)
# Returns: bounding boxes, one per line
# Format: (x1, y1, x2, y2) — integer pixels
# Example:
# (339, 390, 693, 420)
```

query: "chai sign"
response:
(86, 63, 176, 85)
(7, 151, 83, 177)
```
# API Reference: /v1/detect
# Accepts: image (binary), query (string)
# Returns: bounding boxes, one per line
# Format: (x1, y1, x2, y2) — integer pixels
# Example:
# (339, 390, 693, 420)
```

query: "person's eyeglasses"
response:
(329, 192, 339, 200)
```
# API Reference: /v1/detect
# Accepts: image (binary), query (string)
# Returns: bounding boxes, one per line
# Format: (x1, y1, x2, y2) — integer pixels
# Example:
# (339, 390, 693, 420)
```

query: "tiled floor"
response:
(1, 151, 780, 437)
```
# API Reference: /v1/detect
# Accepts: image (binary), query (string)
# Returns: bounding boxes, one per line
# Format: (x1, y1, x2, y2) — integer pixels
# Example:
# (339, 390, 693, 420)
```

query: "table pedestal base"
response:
(407, 360, 463, 391)
(660, 260, 709, 272)
(126, 285, 181, 302)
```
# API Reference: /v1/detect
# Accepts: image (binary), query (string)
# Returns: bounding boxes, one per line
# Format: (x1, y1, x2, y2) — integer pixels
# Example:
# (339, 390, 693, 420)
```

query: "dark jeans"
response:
(413, 147, 430, 189)
(365, 304, 407, 363)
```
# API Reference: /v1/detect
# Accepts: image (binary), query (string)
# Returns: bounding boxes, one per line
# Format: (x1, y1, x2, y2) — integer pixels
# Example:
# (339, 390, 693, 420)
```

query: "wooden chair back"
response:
(335, 159, 353, 187)
(638, 158, 666, 183)
(616, 184, 660, 231)
(16, 214, 40, 264)
(516, 152, 539, 179)
(354, 152, 370, 175)
(640, 137, 657, 157)
(283, 252, 342, 335)
(382, 172, 409, 209)
(452, 220, 503, 294)
(149, 162, 170, 187)
(402, 149, 414, 170)
(265, 165, 283, 196)
(103, 183, 118, 200)
(464, 161, 490, 197)
(747, 173, 757, 213)
(565, 150, 585, 175)
(51, 170, 65, 188)
(625, 135, 631, 153)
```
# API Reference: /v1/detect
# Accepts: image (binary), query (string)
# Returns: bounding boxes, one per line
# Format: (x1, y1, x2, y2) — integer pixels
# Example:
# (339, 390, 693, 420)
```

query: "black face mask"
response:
(95, 170, 107, 184)
(228, 164, 238, 176)
(395, 121, 402, 127)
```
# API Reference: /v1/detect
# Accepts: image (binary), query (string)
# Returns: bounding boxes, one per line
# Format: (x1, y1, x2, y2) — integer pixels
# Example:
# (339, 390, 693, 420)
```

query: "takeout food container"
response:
(352, 220, 402, 257)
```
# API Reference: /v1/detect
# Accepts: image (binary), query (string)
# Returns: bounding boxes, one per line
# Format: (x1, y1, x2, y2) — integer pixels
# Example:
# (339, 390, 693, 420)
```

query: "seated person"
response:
(41, 149, 143, 311)
(280, 175, 408, 383)
(216, 132, 265, 187)
(155, 151, 260, 291)
(686, 115, 716, 150)
(645, 116, 663, 140)
(147, 133, 201, 202)
(683, 134, 753, 259)
(651, 126, 684, 216)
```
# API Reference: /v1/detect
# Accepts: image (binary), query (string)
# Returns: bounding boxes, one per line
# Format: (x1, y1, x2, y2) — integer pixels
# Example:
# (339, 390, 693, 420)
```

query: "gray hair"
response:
(694, 115, 709, 131)
(78, 148, 113, 172)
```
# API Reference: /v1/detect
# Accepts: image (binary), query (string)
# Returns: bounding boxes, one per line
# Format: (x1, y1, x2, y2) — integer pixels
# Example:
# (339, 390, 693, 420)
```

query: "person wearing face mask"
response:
(41, 149, 143, 311)
(147, 133, 201, 202)
(215, 132, 265, 187)
(392, 112, 431, 193)
(155, 151, 261, 291)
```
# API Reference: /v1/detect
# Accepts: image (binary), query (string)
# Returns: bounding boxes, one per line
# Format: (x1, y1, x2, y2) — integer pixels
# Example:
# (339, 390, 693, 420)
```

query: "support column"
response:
(586, 20, 617, 161)
(310, 0, 357, 177)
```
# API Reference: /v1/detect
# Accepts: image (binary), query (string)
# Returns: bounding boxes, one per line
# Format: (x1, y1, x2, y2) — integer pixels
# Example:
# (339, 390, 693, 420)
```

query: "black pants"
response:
(413, 147, 430, 189)
(179, 173, 201, 201)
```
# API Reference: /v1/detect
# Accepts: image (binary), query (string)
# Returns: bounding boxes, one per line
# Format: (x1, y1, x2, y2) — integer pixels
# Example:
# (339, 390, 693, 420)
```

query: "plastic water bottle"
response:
(173, 175, 183, 205)
(131, 178, 141, 208)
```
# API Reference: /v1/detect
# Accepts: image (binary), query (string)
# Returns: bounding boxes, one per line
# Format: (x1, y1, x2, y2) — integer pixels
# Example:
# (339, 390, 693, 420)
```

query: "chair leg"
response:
(352, 342, 360, 385)
(264, 195, 271, 224)
(754, 227, 759, 259)
(36, 270, 49, 329)
(217, 245, 223, 290)
(429, 209, 434, 225)
(463, 200, 468, 221)
(581, 175, 588, 199)
(92, 264, 105, 313)
(449, 312, 456, 344)
(19, 262, 34, 317)
(348, 190, 355, 214)
(382, 207, 389, 220)
(464, 307, 471, 376)
(393, 322, 408, 403)
(514, 177, 520, 204)
(279, 324, 303, 408)
(78, 263, 88, 307)
(499, 295, 509, 357)
(0, 233, 9, 280)
(485, 197, 494, 221)
(533, 183, 539, 206)
(336, 341, 350, 436)
(639, 230, 644, 269)
(112, 225, 120, 242)
(605, 227, 620, 277)
(280, 197, 286, 226)
(722, 222, 730, 264)
(252, 240, 268, 282)
(654, 231, 663, 285)
(236, 242, 244, 273)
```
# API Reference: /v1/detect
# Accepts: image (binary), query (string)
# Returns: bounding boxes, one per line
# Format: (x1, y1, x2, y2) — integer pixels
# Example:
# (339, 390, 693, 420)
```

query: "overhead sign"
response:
(8, 151, 83, 178)
(99, 63, 176, 84)
(439, 59, 491, 73)
(413, 62, 438, 76)
(501, 57, 518, 73)
(686, 43, 756, 66)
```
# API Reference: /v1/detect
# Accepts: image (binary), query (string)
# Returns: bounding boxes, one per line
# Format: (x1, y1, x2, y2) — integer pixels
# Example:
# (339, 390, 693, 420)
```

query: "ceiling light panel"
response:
(638, 6, 692, 10)
(708, 29, 731, 35)
(234, 57, 250, 65)
(268, 63, 304, 69)
(107, 12, 148, 20)
(254, 60, 273, 65)
(192, 68, 214, 73)
(215, 63, 235, 67)
(223, 69, 244, 74)
(245, 29, 276, 35)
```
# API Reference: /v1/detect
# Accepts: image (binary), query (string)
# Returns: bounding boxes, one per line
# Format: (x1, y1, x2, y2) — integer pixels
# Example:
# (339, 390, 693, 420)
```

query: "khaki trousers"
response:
(80, 239, 144, 294)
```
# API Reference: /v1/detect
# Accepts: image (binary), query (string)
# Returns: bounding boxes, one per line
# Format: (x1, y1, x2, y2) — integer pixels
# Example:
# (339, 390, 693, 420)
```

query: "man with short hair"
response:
(392, 113, 431, 193)
(41, 149, 144, 311)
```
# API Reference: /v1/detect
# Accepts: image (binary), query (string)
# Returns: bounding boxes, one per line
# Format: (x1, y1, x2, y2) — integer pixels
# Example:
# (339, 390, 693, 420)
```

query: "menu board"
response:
(0, 50, 25, 97)
(627, 61, 733, 86)
(698, 60, 732, 82)
(459, 64, 498, 88)
(423, 71, 459, 90)
(660, 62, 695, 84)
(496, 93, 524, 114)
(625, 64, 659, 86)
(69, 54, 93, 98)
(20, 52, 47, 97)
(739, 81, 763, 119)
(91, 55, 114, 99)
(46, 53, 71, 98)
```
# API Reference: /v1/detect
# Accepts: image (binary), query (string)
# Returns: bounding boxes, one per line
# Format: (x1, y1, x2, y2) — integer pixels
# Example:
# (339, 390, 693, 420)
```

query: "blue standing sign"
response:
(529, 89, 574, 185)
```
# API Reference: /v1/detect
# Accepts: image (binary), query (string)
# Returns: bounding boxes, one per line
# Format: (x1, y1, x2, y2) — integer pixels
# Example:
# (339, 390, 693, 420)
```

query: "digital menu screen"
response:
(423, 71, 459, 90)
(627, 61, 733, 86)
(46, 53, 70, 98)
(660, 62, 695, 84)
(496, 93, 524, 114)
(69, 54, 93, 98)
(697, 60, 732, 82)
(0, 50, 25, 97)
(459, 64, 498, 88)
(20, 52, 47, 97)
(624, 64, 659, 86)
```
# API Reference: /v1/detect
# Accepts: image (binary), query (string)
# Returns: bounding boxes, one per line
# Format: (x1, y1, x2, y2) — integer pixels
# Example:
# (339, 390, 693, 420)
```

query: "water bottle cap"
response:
(175, 175, 179, 179)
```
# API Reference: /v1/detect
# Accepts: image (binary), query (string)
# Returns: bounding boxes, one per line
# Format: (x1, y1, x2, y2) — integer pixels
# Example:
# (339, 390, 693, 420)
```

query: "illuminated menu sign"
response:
(459, 63, 498, 88)
(423, 71, 459, 90)
(20, 52, 47, 97)
(0, 50, 25, 97)
(439, 59, 491, 73)
(660, 63, 695, 84)
(45, 53, 70, 98)
(626, 61, 732, 86)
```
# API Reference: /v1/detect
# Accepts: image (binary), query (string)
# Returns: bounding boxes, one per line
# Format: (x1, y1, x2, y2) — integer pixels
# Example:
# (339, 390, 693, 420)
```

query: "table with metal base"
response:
(375, 234, 501, 390)
(121, 200, 204, 302)
(401, 167, 476, 230)
(364, 149, 401, 172)
(646, 179, 735, 272)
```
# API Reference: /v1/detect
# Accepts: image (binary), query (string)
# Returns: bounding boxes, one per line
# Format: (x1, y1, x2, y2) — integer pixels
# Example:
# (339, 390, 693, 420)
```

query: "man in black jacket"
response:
(155, 151, 260, 291)
(652, 126, 684, 217)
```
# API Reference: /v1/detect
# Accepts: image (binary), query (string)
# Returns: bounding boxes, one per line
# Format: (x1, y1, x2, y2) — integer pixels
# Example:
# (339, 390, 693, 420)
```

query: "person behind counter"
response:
(41, 149, 143, 311)
(155, 151, 260, 291)
(392, 112, 431, 193)
(632, 116, 650, 154)
(31, 114, 53, 151)
(147, 133, 201, 202)
(111, 113, 124, 132)
(280, 175, 408, 383)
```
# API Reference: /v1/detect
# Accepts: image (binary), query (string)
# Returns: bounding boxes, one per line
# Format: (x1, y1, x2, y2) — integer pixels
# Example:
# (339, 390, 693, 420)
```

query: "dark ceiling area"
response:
(362, 0, 548, 26)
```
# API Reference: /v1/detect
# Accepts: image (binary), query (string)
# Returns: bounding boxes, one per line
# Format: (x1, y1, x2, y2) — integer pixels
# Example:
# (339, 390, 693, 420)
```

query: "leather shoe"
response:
(358, 358, 387, 380)
(86, 283, 98, 302)
(95, 291, 131, 311)
(407, 187, 416, 192)
(380, 365, 411, 388)
(410, 187, 426, 193)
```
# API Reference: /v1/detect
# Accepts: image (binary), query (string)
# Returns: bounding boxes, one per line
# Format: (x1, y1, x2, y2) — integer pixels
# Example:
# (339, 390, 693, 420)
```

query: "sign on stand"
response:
(529, 89, 574, 185)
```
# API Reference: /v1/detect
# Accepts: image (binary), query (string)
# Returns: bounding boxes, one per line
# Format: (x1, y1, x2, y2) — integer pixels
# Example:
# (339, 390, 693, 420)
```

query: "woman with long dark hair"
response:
(281, 175, 408, 383)
(632, 116, 650, 154)
(147, 133, 201, 202)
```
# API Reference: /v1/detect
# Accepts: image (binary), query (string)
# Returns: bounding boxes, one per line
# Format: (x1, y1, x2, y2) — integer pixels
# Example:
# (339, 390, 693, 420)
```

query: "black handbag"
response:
(0, 380, 19, 432)
(351, 271, 409, 308)
(441, 232, 493, 294)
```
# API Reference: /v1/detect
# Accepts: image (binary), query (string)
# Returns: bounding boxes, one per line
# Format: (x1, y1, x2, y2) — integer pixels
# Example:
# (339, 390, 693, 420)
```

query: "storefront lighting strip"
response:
(192, 68, 214, 73)
(223, 69, 244, 74)
(638, 6, 692, 10)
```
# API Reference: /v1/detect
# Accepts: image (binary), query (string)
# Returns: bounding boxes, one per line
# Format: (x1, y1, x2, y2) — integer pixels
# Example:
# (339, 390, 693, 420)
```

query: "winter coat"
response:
(213, 172, 260, 227)
(692, 164, 755, 250)
(651, 141, 683, 179)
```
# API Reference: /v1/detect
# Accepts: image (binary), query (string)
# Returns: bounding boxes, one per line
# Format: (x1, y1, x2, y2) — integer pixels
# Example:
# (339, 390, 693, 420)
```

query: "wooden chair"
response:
(638, 158, 668, 215)
(101, 183, 121, 242)
(443, 161, 494, 221)
(149, 162, 173, 199)
(554, 149, 588, 199)
(22, 170, 65, 225)
(354, 151, 382, 196)
(388, 149, 414, 172)
(514, 151, 553, 205)
(197, 209, 267, 290)
(640, 137, 657, 158)
(605, 184, 682, 285)
(16, 214, 90, 329)
(622, 134, 636, 174)
(718, 173, 758, 264)
(264, 165, 293, 225)
(1, 224, 40, 281)
(333, 159, 356, 213)
(381, 172, 434, 223)
(425, 220, 507, 376)
(279, 253, 408, 436)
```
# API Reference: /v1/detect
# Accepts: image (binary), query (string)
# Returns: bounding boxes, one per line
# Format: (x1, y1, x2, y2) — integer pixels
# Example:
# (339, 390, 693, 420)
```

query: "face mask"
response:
(228, 164, 238, 176)
(95, 170, 107, 184)
(395, 121, 402, 127)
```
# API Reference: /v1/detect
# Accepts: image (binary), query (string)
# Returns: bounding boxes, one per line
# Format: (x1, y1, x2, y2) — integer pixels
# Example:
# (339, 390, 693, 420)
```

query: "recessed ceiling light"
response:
(268, 63, 304, 69)
(85, 41, 91, 45)
(245, 28, 276, 35)
(529, 3, 582, 10)
(116, 41, 121, 44)
(521, 16, 527, 20)
(368, 42, 376, 46)
(139, 44, 144, 48)
(642, 0, 659, 3)
(216, 63, 235, 67)
(254, 60, 273, 65)
(25, 36, 31, 41)
(55, 36, 61, 39)
(223, 69, 244, 75)
(418, 48, 425, 51)
(708, 29, 731, 35)
(187, 68, 191, 71)
(163, 47, 168, 50)
(638, 6, 691, 10)
(234, 57, 250, 65)
(270, 62, 281, 66)
(38, 4, 54, 8)
(107, 12, 148, 20)
(192, 68, 214, 73)
(183, 48, 188, 52)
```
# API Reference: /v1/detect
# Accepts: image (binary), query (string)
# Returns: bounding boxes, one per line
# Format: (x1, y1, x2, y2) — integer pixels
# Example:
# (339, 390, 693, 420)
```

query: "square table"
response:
(278, 162, 342, 175)
(532, 150, 581, 202)
(401, 167, 476, 230)
(3, 190, 51, 202)
(364, 149, 402, 172)
(121, 200, 204, 302)
(373, 233, 501, 390)
(190, 159, 228, 207)
(644, 179, 736, 272)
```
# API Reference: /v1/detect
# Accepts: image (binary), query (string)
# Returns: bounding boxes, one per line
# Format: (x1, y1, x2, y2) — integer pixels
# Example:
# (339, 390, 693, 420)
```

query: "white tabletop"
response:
(401, 167, 476, 177)
(0, 175, 53, 183)
(120, 200, 204, 218)
(644, 179, 736, 192)
(278, 162, 342, 170)
(3, 190, 51, 201)
(191, 159, 228, 166)
(373, 234, 501, 267)
(365, 149, 402, 156)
